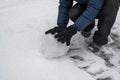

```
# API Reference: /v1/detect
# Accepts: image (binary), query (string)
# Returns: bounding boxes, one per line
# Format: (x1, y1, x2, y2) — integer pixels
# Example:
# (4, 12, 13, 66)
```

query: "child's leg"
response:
(69, 3, 95, 37)
(93, 0, 119, 45)
(68, 3, 86, 22)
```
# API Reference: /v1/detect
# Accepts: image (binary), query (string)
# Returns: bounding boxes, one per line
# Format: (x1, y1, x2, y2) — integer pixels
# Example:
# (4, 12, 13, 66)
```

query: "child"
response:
(45, 0, 119, 52)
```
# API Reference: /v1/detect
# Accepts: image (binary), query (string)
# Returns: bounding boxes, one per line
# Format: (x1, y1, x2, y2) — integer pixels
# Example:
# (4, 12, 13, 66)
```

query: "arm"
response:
(57, 0, 73, 27)
(75, 0, 104, 30)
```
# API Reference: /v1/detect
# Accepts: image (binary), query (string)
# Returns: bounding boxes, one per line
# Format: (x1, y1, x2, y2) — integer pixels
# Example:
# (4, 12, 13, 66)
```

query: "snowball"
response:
(40, 34, 69, 59)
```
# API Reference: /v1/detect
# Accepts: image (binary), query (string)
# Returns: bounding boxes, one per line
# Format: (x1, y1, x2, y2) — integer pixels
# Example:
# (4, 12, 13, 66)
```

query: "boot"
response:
(88, 42, 103, 53)
(81, 31, 91, 38)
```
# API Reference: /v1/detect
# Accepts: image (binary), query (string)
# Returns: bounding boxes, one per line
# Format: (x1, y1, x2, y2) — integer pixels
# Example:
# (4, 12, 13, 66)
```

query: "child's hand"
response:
(45, 25, 66, 35)
(55, 25, 77, 46)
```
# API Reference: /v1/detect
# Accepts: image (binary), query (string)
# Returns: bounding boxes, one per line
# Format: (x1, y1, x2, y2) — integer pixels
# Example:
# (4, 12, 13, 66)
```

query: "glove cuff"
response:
(58, 24, 66, 28)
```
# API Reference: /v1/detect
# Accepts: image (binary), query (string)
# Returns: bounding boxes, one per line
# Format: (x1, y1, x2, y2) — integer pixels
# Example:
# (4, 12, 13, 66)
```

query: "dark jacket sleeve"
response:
(75, 0, 104, 30)
(57, 0, 73, 26)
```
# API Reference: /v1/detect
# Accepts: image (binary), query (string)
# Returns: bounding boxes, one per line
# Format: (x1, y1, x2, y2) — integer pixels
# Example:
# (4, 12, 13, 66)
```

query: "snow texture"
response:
(0, 0, 120, 80)
(41, 34, 69, 58)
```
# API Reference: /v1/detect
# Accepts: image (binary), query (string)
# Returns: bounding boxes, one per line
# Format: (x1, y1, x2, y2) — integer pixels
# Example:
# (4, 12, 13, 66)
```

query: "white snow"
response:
(41, 34, 69, 58)
(0, 0, 120, 80)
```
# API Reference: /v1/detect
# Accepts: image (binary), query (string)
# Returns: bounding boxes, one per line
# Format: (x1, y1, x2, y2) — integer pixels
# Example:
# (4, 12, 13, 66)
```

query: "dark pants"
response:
(69, 0, 119, 45)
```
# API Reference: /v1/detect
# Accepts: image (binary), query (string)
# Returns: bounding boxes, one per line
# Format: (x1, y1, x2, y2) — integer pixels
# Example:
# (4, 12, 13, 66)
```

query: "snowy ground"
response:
(0, 0, 120, 80)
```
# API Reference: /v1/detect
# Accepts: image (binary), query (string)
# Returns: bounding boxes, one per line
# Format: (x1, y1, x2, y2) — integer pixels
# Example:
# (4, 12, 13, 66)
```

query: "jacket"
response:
(57, 0, 104, 30)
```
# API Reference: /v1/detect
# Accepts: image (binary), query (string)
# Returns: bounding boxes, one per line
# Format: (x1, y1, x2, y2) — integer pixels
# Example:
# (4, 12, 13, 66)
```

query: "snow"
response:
(0, 0, 120, 80)
(41, 34, 69, 58)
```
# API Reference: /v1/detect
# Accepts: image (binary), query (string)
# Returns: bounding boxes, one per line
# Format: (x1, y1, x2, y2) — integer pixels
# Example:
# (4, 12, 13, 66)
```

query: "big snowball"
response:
(41, 34, 69, 59)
